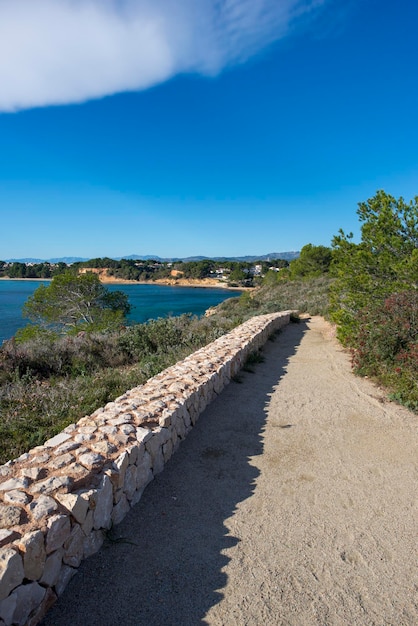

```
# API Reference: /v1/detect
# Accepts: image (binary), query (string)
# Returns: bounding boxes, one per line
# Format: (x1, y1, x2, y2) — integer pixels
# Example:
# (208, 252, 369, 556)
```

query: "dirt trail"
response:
(42, 317, 417, 626)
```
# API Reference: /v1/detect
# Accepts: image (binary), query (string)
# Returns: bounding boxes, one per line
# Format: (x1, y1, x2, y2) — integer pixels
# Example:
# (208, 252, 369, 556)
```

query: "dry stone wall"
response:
(0, 311, 291, 625)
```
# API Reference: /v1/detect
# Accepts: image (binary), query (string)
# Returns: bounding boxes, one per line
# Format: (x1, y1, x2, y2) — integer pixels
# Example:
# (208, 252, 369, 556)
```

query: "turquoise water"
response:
(0, 280, 238, 343)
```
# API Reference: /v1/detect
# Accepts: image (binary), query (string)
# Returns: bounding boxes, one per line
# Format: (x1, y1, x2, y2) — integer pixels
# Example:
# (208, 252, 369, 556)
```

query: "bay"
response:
(0, 280, 238, 344)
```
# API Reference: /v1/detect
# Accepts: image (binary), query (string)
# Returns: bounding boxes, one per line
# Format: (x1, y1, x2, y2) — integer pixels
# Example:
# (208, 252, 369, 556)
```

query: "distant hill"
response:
(112, 251, 300, 262)
(5, 251, 299, 264)
(5, 257, 89, 264)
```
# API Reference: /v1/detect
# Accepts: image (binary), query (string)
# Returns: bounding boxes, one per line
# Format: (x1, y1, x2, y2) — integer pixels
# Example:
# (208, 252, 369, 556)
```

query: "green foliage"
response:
(22, 271, 131, 334)
(330, 190, 418, 410)
(262, 269, 281, 286)
(14, 325, 58, 345)
(330, 190, 418, 344)
(350, 291, 418, 411)
(289, 244, 333, 279)
(221, 275, 332, 319)
(4, 261, 66, 279)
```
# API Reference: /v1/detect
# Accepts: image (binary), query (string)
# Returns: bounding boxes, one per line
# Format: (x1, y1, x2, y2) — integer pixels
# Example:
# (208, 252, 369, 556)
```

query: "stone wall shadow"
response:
(42, 321, 308, 626)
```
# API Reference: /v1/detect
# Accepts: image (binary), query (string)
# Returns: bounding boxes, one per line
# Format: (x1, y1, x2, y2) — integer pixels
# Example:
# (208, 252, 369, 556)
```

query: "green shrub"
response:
(351, 291, 418, 411)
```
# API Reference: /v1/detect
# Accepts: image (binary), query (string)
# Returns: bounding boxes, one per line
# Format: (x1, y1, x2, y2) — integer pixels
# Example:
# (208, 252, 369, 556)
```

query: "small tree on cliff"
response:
(22, 271, 131, 335)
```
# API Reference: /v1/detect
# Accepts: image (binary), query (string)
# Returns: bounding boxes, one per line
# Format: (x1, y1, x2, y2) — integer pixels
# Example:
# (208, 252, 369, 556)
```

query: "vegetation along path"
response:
(42, 317, 417, 626)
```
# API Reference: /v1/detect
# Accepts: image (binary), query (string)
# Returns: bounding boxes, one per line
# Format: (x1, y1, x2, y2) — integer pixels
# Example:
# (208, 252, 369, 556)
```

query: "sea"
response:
(0, 280, 238, 344)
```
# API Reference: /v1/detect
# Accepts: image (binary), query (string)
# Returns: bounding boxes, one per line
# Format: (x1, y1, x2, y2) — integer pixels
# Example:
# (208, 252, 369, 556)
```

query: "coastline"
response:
(0, 276, 249, 291)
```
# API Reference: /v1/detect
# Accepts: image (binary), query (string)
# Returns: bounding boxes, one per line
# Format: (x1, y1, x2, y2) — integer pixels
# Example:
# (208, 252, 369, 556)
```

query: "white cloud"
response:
(0, 0, 326, 112)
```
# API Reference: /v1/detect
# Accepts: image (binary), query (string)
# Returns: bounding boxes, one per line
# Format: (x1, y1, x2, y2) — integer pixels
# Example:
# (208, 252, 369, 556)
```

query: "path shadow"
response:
(42, 321, 308, 626)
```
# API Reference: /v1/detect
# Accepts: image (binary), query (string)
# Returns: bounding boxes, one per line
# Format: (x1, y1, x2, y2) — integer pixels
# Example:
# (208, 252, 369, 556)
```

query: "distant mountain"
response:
(48, 257, 90, 264)
(5, 251, 299, 264)
(116, 252, 300, 262)
(5, 257, 89, 264)
(5, 258, 46, 264)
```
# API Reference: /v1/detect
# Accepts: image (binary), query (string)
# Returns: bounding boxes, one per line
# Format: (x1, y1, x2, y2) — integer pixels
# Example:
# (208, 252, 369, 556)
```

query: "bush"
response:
(351, 291, 418, 410)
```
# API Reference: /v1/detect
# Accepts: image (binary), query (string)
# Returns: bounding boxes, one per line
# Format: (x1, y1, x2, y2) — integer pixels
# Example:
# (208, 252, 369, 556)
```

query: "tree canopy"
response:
(289, 244, 333, 278)
(330, 190, 418, 343)
(22, 271, 131, 335)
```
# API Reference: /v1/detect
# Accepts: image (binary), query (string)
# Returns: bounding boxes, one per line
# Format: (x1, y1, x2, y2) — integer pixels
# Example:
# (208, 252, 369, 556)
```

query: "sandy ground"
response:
(42, 317, 417, 626)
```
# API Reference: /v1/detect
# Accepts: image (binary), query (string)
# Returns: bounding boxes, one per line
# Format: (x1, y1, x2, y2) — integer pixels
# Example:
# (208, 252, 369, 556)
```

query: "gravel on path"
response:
(42, 317, 417, 626)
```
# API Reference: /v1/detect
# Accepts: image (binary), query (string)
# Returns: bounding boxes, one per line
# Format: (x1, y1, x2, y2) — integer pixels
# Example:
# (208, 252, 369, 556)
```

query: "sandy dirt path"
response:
(42, 317, 417, 626)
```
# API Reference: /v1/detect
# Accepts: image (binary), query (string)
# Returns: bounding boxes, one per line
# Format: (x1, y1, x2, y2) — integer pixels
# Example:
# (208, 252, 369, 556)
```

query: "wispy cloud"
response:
(0, 0, 326, 112)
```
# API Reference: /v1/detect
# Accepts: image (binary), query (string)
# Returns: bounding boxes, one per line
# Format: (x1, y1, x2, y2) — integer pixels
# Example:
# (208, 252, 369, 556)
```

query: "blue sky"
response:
(0, 0, 417, 260)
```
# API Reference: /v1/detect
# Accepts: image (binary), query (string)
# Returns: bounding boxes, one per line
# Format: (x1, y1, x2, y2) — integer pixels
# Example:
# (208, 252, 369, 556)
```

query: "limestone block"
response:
(0, 548, 24, 602)
(163, 440, 173, 463)
(136, 427, 152, 443)
(0, 465, 12, 479)
(198, 394, 208, 414)
(98, 425, 117, 436)
(170, 426, 178, 447)
(119, 424, 136, 436)
(18, 467, 42, 481)
(29, 475, 72, 495)
(17, 531, 46, 581)
(77, 452, 105, 470)
(55, 492, 89, 525)
(74, 433, 95, 443)
(29, 495, 58, 521)
(130, 487, 144, 507)
(54, 565, 77, 597)
(26, 587, 57, 626)
(111, 495, 130, 525)
(160, 427, 171, 444)
(0, 478, 29, 492)
(54, 441, 80, 455)
(213, 375, 223, 394)
(81, 510, 94, 537)
(3, 583, 46, 626)
(111, 433, 129, 446)
(108, 415, 132, 426)
(158, 409, 172, 428)
(127, 444, 139, 466)
(44, 433, 71, 448)
(46, 515, 71, 554)
(82, 530, 104, 560)
(93, 475, 113, 530)
(40, 548, 63, 587)
(66, 463, 90, 486)
(0, 532, 18, 550)
(104, 468, 119, 494)
(27, 451, 50, 464)
(0, 582, 45, 626)
(90, 441, 117, 456)
(78, 426, 97, 435)
(123, 465, 137, 500)
(136, 454, 153, 492)
(112, 488, 123, 504)
(115, 451, 129, 489)
(78, 488, 96, 511)
(175, 417, 186, 440)
(0, 594, 18, 625)
(180, 405, 191, 429)
(152, 448, 164, 475)
(63, 525, 84, 568)
(0, 506, 21, 529)
(188, 405, 198, 426)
